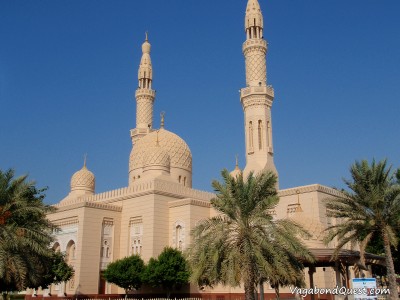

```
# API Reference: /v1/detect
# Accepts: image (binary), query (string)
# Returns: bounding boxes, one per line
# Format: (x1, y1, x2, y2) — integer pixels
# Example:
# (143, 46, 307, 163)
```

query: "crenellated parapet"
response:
(54, 178, 214, 209)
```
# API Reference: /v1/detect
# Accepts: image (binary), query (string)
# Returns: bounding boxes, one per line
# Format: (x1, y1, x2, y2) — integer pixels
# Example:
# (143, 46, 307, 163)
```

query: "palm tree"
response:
(325, 159, 400, 300)
(0, 169, 56, 293)
(187, 169, 314, 300)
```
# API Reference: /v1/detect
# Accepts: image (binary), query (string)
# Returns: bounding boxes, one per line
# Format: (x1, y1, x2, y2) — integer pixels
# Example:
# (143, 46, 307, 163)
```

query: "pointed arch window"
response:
(267, 121, 272, 149)
(66, 240, 76, 263)
(258, 120, 263, 150)
(173, 221, 185, 250)
(176, 225, 182, 250)
(248, 121, 254, 153)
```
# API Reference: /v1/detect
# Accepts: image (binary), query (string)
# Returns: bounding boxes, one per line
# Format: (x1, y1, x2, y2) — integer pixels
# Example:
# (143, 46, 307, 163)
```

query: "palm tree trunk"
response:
(244, 275, 256, 300)
(275, 286, 280, 300)
(259, 279, 265, 300)
(383, 230, 398, 300)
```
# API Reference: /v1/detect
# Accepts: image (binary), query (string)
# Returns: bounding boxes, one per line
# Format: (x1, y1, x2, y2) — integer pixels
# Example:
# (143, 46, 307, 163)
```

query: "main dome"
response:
(143, 145, 171, 170)
(129, 128, 192, 174)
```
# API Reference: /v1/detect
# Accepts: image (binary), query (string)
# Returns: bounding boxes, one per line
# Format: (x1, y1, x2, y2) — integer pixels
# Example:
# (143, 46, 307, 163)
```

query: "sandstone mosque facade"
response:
(38, 0, 370, 297)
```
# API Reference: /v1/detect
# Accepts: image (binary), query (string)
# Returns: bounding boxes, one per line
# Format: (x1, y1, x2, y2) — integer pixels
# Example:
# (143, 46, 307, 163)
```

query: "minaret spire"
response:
(240, 0, 278, 185)
(131, 33, 156, 144)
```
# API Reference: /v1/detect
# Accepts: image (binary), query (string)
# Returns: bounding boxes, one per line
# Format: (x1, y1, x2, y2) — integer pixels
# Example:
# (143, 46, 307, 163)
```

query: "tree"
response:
(187, 169, 314, 300)
(103, 255, 145, 296)
(30, 251, 74, 293)
(0, 169, 56, 294)
(324, 159, 400, 300)
(142, 247, 190, 298)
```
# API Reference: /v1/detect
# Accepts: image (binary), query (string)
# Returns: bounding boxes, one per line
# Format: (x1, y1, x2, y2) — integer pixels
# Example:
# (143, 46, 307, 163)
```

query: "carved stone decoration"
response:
(100, 218, 114, 270)
(172, 220, 185, 250)
(129, 217, 143, 256)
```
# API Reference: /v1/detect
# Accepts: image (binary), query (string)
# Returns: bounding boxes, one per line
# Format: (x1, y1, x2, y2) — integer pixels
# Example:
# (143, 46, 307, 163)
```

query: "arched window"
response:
(131, 238, 142, 255)
(66, 240, 76, 263)
(102, 240, 110, 258)
(248, 121, 254, 152)
(52, 242, 61, 252)
(176, 225, 182, 250)
(258, 120, 263, 150)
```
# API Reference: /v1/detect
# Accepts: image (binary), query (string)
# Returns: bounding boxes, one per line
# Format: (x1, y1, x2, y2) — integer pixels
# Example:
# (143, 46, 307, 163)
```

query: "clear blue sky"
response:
(1, 0, 399, 204)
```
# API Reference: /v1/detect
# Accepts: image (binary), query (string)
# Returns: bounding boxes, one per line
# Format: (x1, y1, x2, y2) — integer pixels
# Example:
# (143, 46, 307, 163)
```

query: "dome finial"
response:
(235, 154, 239, 168)
(160, 111, 165, 129)
(145, 31, 148, 42)
(83, 153, 87, 168)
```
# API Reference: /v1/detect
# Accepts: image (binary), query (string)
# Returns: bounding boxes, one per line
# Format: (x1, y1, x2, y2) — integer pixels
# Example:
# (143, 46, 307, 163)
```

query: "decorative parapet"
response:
(54, 178, 214, 208)
(153, 179, 215, 201)
(53, 200, 122, 212)
(168, 198, 211, 208)
(50, 216, 79, 227)
(278, 184, 345, 198)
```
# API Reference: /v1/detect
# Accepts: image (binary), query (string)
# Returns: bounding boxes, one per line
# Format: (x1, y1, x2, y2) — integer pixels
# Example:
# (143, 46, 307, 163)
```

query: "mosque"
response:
(36, 0, 381, 298)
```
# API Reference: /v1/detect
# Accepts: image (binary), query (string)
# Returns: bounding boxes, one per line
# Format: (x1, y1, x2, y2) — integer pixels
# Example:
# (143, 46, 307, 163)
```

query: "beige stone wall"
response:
(47, 203, 121, 296)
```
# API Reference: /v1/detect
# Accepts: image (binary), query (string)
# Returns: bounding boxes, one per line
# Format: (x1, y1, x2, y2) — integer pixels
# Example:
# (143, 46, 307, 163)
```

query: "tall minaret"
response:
(131, 33, 156, 144)
(240, 0, 278, 183)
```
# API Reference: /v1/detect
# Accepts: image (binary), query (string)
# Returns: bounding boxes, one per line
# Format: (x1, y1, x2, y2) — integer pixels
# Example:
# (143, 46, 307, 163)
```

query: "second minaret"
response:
(240, 0, 278, 183)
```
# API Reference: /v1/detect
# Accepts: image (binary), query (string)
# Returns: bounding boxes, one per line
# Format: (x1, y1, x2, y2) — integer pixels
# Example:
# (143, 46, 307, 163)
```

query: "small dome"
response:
(143, 145, 171, 171)
(70, 164, 95, 193)
(230, 156, 242, 178)
(230, 166, 242, 178)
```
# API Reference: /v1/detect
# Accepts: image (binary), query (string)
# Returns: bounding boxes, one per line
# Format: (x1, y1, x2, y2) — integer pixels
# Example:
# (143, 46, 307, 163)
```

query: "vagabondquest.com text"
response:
(290, 286, 390, 298)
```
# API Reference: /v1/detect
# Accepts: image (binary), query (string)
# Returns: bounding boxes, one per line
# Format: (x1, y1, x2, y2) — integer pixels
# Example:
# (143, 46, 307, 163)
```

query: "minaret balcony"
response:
(135, 89, 156, 98)
(240, 85, 274, 98)
(130, 128, 153, 138)
(242, 39, 267, 51)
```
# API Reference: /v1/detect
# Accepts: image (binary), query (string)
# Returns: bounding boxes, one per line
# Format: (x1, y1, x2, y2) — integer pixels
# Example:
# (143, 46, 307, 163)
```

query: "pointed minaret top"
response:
(138, 32, 153, 85)
(142, 32, 151, 54)
(245, 0, 263, 32)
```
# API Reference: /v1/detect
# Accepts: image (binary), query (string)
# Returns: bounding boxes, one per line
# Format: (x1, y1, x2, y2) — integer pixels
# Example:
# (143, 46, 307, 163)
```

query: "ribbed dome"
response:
(70, 165, 95, 193)
(130, 128, 192, 173)
(143, 145, 171, 170)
